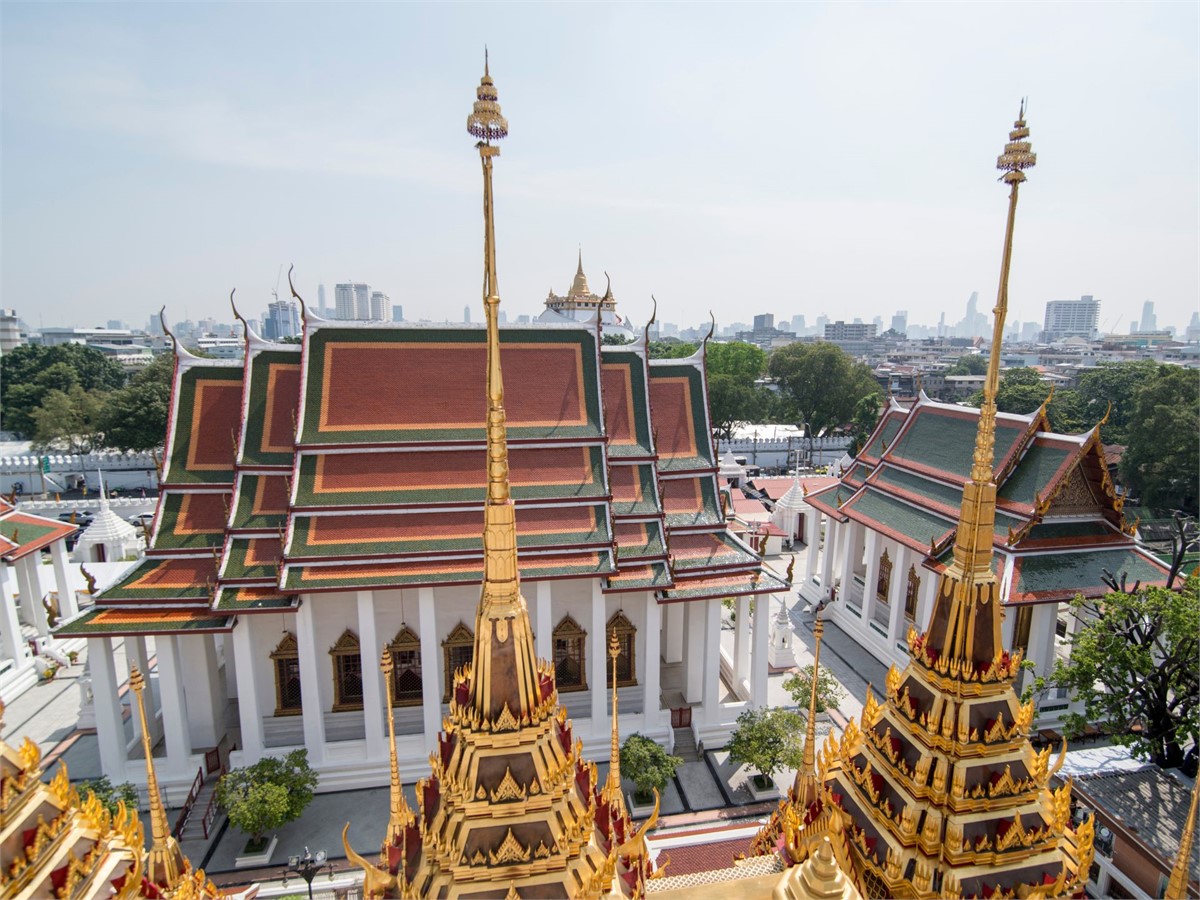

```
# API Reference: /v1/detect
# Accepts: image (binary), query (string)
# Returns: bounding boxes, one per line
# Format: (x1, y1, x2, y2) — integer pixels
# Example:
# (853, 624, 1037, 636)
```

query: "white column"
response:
(89, 637, 127, 780)
(1030, 604, 1058, 680)
(295, 598, 326, 763)
(887, 546, 910, 645)
(231, 617, 264, 759)
(155, 635, 194, 774)
(861, 529, 880, 622)
(49, 540, 78, 620)
(14, 556, 47, 637)
(590, 580, 606, 726)
(837, 521, 857, 603)
(806, 512, 821, 577)
(643, 595, 661, 730)
(179, 634, 224, 749)
(664, 602, 684, 664)
(820, 519, 838, 596)
(733, 596, 751, 690)
(0, 564, 27, 666)
(418, 588, 441, 751)
(684, 602, 705, 704)
(702, 597, 721, 723)
(535, 581, 551, 662)
(357, 591, 385, 760)
(918, 570, 938, 631)
(751, 595, 769, 708)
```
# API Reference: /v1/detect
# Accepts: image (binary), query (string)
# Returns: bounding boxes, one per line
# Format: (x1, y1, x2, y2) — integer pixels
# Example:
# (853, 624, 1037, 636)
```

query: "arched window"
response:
(552, 615, 587, 692)
(607, 610, 637, 688)
(876, 548, 892, 604)
(329, 629, 364, 711)
(389, 625, 422, 707)
(271, 632, 302, 716)
(442, 622, 474, 701)
(904, 565, 921, 622)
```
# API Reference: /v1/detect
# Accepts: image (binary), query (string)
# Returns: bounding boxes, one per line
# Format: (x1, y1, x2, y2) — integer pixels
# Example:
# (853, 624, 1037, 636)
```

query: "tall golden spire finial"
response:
(792, 612, 825, 807)
(380, 646, 413, 846)
(464, 54, 541, 725)
(130, 664, 184, 889)
(1167, 774, 1200, 900)
(604, 628, 626, 814)
(928, 105, 1035, 669)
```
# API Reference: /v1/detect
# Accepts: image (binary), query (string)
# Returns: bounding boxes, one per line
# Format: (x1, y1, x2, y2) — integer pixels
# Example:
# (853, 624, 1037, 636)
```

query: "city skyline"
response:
(2, 3, 1196, 333)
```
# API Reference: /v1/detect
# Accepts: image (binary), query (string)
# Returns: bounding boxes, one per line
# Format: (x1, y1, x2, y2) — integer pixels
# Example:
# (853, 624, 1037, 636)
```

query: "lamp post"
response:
(285, 847, 332, 900)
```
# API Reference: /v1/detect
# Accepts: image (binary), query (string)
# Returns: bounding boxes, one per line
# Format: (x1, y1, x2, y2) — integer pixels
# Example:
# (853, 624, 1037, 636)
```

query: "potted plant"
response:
(782, 664, 845, 717)
(217, 749, 318, 867)
(67, 650, 79, 665)
(619, 733, 681, 817)
(727, 706, 805, 801)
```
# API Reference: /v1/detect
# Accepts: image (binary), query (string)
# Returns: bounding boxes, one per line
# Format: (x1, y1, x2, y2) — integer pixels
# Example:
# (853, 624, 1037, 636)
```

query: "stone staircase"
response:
(672, 726, 700, 762)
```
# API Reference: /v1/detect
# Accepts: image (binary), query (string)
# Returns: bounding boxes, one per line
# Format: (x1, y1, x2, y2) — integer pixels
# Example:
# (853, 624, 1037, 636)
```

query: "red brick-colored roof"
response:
(0, 512, 78, 560)
(657, 836, 752, 876)
(648, 375, 698, 461)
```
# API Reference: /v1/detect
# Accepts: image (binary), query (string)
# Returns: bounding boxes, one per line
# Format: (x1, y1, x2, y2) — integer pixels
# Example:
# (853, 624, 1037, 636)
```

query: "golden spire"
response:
(793, 616, 825, 806)
(380, 646, 413, 846)
(604, 629, 626, 814)
(1167, 773, 1200, 900)
(929, 104, 1035, 669)
(465, 54, 541, 725)
(130, 664, 184, 890)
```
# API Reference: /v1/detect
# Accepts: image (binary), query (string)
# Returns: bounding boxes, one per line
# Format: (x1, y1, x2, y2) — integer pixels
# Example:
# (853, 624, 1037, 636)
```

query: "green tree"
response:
(76, 776, 139, 815)
(707, 373, 769, 442)
(706, 342, 766, 384)
(648, 340, 698, 359)
(767, 342, 881, 445)
(1075, 360, 1159, 444)
(216, 749, 319, 848)
(1051, 576, 1199, 768)
(945, 355, 987, 376)
(620, 733, 682, 804)
(846, 395, 883, 457)
(31, 386, 108, 454)
(1, 344, 125, 436)
(99, 353, 174, 451)
(1120, 366, 1200, 515)
(602, 333, 632, 346)
(967, 368, 1089, 434)
(726, 706, 806, 785)
(783, 664, 846, 714)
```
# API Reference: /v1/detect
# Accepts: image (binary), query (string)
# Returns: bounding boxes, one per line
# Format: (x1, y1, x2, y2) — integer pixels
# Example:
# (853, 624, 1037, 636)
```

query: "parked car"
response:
(129, 512, 156, 529)
(58, 511, 94, 529)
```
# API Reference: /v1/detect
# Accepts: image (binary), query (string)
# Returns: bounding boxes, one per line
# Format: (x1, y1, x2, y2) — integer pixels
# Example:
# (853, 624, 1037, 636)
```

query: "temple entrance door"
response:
(670, 706, 692, 729)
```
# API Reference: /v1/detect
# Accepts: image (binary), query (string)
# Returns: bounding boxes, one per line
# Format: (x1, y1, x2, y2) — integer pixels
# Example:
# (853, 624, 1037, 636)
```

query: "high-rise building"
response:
(463, 304, 471, 323)
(791, 314, 806, 335)
(392, 306, 404, 322)
(0, 308, 23, 353)
(753, 313, 775, 331)
(262, 300, 300, 341)
(369, 291, 391, 322)
(335, 282, 371, 320)
(889, 311, 907, 335)
(1186, 311, 1200, 343)
(317, 283, 327, 317)
(1043, 294, 1100, 341)
(1139, 300, 1157, 333)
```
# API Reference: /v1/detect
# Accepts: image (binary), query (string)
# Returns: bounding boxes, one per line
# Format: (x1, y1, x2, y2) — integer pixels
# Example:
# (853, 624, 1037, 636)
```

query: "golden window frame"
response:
(329, 628, 364, 712)
(904, 565, 921, 622)
(270, 631, 302, 717)
(552, 614, 587, 692)
(442, 621, 475, 701)
(389, 625, 423, 707)
(876, 547, 892, 605)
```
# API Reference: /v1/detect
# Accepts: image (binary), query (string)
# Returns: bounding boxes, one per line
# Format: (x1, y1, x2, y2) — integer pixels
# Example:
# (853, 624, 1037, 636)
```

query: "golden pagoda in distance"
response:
(753, 105, 1097, 900)
(341, 55, 657, 899)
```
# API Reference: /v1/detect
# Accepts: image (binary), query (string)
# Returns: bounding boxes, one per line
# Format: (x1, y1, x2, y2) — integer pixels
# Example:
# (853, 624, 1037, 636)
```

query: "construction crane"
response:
(271, 264, 284, 302)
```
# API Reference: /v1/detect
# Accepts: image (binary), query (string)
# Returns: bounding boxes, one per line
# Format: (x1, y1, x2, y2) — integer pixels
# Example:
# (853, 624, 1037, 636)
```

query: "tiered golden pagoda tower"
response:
(0, 686, 221, 900)
(755, 106, 1096, 900)
(341, 57, 657, 899)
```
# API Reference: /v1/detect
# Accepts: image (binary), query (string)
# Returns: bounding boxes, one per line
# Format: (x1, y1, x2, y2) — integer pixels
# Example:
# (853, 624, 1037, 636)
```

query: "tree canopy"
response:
(648, 340, 698, 359)
(98, 353, 175, 452)
(1119, 365, 1199, 515)
(216, 749, 319, 844)
(704, 342, 773, 441)
(766, 342, 881, 436)
(1074, 360, 1160, 445)
(945, 354, 988, 376)
(1050, 576, 1199, 767)
(620, 733, 682, 801)
(967, 367, 1088, 434)
(1, 344, 125, 436)
(727, 705, 806, 781)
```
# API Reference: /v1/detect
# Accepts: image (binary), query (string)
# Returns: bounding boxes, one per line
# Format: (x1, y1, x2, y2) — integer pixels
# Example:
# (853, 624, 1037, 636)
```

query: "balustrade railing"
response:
(172, 767, 204, 839)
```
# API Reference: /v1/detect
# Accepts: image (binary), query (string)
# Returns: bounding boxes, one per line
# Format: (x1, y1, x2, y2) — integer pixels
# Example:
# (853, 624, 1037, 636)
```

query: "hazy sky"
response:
(3, 2, 1197, 335)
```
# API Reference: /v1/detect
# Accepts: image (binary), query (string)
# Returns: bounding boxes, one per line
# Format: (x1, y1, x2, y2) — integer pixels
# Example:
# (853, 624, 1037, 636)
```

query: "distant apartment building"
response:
(1138, 300, 1157, 334)
(752, 313, 774, 331)
(262, 300, 300, 341)
(335, 282, 372, 320)
(1043, 295, 1100, 341)
(0, 309, 24, 353)
(890, 311, 908, 336)
(369, 291, 391, 322)
(824, 320, 877, 342)
(317, 283, 328, 317)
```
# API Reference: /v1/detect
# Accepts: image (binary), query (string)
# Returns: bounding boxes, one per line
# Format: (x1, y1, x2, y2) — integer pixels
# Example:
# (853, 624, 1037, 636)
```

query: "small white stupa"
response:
(70, 473, 140, 564)
(771, 472, 808, 546)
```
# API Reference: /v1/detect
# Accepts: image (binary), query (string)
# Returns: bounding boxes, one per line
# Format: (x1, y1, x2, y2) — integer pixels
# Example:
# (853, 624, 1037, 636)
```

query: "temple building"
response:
(0, 498, 83, 701)
(54, 61, 786, 797)
(745, 105, 1101, 900)
(537, 252, 635, 338)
